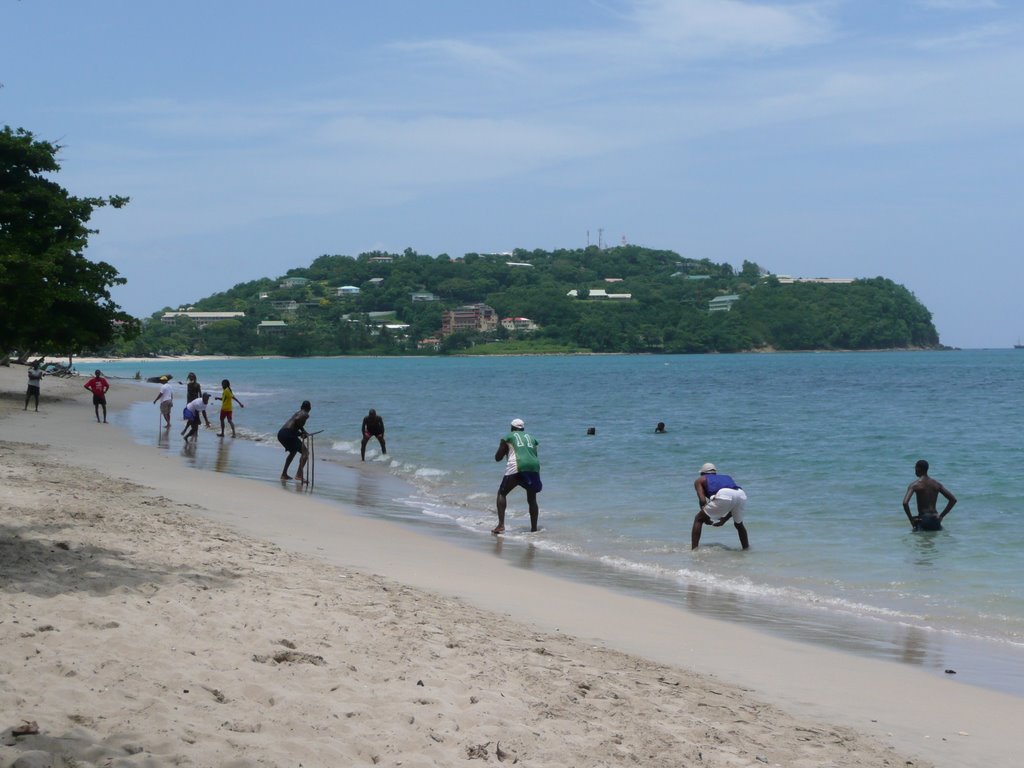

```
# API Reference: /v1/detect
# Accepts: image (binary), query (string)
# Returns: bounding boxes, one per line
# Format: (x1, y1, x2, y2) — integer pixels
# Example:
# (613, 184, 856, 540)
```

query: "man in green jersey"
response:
(493, 418, 542, 534)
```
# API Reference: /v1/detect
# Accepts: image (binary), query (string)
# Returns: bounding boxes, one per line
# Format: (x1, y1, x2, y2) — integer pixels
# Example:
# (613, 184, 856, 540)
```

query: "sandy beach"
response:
(1, 365, 1021, 767)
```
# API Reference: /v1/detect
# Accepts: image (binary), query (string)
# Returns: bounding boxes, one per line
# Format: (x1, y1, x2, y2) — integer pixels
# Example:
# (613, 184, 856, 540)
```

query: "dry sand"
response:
(1, 364, 1020, 768)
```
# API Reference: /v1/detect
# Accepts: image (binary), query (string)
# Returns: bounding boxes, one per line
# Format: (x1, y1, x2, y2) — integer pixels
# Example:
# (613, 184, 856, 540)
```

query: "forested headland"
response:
(113, 246, 940, 357)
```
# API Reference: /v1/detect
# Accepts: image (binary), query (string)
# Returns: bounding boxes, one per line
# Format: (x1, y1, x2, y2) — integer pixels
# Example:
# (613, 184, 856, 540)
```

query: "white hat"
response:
(510, 418, 525, 430)
(700, 463, 717, 474)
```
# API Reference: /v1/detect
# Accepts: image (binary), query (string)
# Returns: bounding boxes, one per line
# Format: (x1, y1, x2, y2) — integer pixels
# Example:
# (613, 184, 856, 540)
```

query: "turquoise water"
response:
(100, 351, 1024, 695)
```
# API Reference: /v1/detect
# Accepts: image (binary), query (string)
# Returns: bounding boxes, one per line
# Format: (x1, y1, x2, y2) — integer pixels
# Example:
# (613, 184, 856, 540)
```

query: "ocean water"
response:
(100, 351, 1024, 695)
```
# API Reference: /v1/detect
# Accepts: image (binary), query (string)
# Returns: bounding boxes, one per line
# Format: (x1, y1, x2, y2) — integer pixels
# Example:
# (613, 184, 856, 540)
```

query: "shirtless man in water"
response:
(902, 459, 957, 531)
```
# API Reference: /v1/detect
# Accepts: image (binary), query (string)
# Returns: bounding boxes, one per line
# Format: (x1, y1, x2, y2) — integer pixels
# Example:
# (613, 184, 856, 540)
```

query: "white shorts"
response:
(704, 488, 747, 523)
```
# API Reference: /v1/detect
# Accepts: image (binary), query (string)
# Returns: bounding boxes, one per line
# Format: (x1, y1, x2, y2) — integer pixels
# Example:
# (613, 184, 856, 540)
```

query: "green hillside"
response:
(111, 246, 940, 356)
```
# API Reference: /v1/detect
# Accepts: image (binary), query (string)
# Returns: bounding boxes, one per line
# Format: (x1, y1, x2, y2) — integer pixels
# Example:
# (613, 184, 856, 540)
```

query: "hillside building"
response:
(501, 317, 539, 332)
(566, 289, 632, 300)
(441, 303, 498, 336)
(160, 312, 245, 328)
(708, 295, 740, 312)
(256, 320, 288, 336)
(774, 276, 855, 285)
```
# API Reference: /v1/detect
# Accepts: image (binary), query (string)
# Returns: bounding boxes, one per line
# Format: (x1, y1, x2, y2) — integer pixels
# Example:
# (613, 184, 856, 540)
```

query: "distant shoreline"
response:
(70, 345, 956, 366)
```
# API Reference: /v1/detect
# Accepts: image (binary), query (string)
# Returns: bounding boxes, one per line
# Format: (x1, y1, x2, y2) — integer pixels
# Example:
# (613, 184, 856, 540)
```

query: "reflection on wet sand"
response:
(215, 439, 232, 473)
(898, 624, 932, 666)
(356, 471, 384, 508)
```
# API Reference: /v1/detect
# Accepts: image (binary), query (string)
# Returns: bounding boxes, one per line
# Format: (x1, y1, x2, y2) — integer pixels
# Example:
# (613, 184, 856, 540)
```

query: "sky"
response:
(3, 0, 1022, 348)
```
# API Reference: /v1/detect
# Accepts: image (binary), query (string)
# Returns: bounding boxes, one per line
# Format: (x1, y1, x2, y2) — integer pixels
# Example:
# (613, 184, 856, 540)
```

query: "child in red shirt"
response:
(83, 370, 110, 423)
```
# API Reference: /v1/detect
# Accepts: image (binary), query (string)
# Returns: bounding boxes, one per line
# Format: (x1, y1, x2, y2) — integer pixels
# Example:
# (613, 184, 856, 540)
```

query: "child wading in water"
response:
(216, 379, 245, 437)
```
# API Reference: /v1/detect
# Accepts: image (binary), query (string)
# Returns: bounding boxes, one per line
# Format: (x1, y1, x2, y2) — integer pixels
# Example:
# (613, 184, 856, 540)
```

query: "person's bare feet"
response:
(281, 474, 292, 481)
(491, 526, 505, 535)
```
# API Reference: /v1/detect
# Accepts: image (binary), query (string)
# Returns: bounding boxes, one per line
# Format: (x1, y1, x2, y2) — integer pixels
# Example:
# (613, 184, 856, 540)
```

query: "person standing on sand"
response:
(24, 362, 43, 411)
(692, 463, 749, 550)
(278, 400, 312, 482)
(360, 408, 386, 461)
(215, 379, 244, 437)
(493, 418, 542, 534)
(181, 392, 211, 443)
(153, 376, 174, 428)
(83, 369, 110, 423)
(185, 373, 212, 429)
(902, 459, 957, 531)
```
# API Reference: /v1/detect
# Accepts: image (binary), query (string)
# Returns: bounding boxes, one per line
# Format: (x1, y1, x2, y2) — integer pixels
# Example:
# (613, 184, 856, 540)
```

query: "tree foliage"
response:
(0, 126, 137, 355)
(115, 245, 940, 357)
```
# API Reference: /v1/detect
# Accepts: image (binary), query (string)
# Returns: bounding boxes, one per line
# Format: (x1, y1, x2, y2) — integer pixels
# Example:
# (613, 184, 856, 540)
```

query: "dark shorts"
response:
(498, 472, 543, 496)
(278, 428, 302, 454)
(916, 515, 943, 532)
(92, 394, 106, 405)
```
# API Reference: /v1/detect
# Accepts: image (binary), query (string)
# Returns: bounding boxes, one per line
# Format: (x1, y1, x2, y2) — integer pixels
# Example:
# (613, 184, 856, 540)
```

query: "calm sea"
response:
(99, 351, 1024, 696)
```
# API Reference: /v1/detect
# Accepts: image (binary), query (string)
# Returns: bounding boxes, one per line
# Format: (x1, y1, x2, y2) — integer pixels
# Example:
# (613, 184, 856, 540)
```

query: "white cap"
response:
(510, 418, 525, 430)
(700, 463, 717, 474)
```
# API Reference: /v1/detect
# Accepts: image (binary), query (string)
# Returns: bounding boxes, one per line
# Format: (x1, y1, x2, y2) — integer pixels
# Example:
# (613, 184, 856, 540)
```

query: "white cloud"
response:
(384, 0, 833, 88)
(309, 114, 620, 186)
(627, 0, 832, 54)
(912, 21, 1016, 49)
(389, 39, 523, 74)
(915, 0, 1000, 10)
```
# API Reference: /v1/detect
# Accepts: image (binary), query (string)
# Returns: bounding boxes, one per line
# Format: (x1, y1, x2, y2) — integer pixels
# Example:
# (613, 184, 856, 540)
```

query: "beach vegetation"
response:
(0, 126, 138, 359)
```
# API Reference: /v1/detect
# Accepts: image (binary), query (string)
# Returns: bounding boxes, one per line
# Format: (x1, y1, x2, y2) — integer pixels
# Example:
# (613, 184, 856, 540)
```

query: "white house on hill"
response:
(708, 295, 740, 312)
(160, 311, 245, 328)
